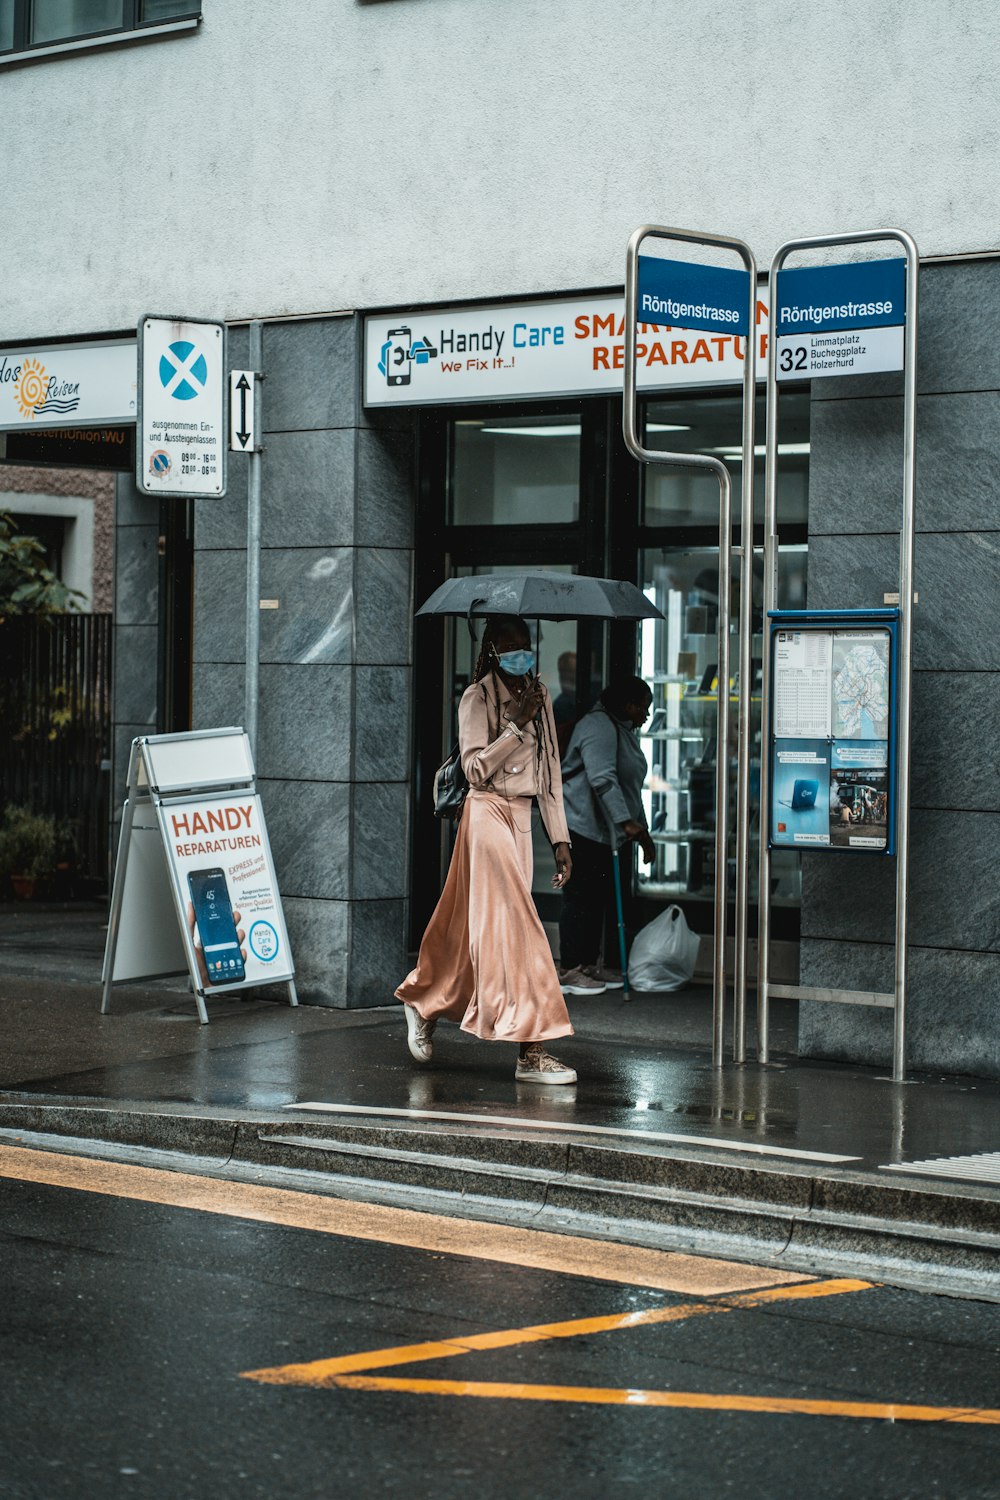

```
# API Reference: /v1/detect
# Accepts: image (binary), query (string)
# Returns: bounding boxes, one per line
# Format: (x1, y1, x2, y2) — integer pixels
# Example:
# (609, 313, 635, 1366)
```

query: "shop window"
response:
(449, 415, 580, 525)
(643, 393, 810, 529)
(1, 0, 199, 54)
(636, 542, 808, 911)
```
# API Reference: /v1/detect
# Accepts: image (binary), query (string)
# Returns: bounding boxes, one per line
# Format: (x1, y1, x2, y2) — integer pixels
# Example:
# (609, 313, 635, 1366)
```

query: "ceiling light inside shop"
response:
(710, 443, 811, 459)
(471, 422, 691, 437)
(478, 425, 582, 437)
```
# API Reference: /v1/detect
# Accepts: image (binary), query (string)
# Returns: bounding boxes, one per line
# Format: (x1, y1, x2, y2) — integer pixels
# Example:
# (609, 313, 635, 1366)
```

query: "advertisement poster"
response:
(159, 793, 293, 990)
(773, 739, 831, 846)
(830, 741, 889, 849)
(771, 625, 893, 853)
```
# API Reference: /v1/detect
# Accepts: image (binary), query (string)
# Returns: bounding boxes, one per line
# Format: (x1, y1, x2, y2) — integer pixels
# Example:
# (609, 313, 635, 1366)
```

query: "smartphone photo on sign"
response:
(386, 326, 412, 386)
(187, 867, 245, 985)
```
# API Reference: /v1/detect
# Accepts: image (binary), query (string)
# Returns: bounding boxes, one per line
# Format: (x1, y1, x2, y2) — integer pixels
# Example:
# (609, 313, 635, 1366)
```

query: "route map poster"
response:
(770, 626, 893, 852)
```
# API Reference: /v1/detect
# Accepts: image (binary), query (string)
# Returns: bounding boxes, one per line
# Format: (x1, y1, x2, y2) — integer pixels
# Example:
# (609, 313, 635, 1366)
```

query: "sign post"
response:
(239, 322, 264, 755)
(137, 315, 227, 497)
(757, 231, 918, 1081)
(623, 226, 758, 1069)
(101, 728, 297, 1023)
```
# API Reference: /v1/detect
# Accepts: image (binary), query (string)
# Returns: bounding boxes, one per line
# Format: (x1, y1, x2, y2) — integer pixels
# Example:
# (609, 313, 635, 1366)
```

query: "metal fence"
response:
(0, 613, 112, 890)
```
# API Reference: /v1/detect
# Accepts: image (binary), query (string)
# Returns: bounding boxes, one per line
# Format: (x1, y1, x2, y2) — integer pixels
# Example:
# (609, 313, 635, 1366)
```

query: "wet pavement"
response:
(0, 905, 998, 1181)
(2, 904, 999, 1307)
(2, 1150, 999, 1500)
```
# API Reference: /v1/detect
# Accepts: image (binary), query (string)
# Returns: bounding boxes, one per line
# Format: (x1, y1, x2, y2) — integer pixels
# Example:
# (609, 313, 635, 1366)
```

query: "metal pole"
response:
(713, 469, 733, 1068)
(893, 233, 919, 1083)
(758, 230, 917, 1077)
(733, 256, 759, 1064)
(757, 259, 782, 1063)
(624, 224, 751, 1068)
(100, 799, 134, 1014)
(244, 319, 263, 755)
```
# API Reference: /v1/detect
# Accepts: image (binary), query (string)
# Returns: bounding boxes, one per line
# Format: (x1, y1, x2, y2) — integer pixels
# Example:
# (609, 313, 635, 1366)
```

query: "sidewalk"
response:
(1, 904, 998, 1298)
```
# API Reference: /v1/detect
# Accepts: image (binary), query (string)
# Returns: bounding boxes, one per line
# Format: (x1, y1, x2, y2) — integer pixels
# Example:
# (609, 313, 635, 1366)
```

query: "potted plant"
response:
(0, 805, 59, 900)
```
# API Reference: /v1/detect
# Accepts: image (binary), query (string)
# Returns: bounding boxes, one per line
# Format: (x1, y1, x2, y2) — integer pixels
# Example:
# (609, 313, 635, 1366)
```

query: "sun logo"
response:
(15, 357, 47, 420)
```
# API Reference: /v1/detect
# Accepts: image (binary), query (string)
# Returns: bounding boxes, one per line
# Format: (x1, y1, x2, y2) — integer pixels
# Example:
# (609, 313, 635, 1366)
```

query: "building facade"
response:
(1, 1, 998, 1075)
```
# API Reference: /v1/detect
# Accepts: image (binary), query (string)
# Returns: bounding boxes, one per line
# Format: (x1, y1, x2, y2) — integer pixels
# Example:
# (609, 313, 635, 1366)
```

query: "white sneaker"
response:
(515, 1043, 577, 1085)
(557, 965, 606, 996)
(404, 1005, 436, 1063)
(582, 964, 624, 990)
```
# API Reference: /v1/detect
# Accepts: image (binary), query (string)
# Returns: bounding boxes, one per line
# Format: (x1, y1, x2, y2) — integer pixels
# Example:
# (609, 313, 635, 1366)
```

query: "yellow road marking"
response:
(242, 1279, 1000, 1425)
(242, 1279, 872, 1386)
(329, 1377, 1000, 1424)
(0, 1141, 808, 1296)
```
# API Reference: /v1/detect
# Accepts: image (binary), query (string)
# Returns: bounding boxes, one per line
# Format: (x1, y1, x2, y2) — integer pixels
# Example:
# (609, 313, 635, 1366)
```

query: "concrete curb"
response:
(1, 1097, 997, 1303)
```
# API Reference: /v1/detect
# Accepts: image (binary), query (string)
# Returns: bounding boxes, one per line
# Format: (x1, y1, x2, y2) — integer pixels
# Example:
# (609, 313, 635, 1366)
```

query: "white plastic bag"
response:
(627, 904, 700, 992)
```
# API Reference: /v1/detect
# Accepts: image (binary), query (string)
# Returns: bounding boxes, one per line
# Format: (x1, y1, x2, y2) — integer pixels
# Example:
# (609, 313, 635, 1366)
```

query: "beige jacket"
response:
(458, 675, 571, 847)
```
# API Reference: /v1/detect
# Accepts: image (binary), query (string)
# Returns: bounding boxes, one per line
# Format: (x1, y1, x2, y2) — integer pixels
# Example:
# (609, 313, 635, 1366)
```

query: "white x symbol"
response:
(163, 345, 206, 398)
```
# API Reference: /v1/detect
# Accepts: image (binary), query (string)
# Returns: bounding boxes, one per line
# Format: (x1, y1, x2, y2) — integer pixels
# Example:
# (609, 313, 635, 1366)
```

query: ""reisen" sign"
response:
(0, 339, 136, 431)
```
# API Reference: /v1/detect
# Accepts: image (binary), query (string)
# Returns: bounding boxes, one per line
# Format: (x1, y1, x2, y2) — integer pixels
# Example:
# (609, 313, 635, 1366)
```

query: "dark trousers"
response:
(559, 829, 618, 970)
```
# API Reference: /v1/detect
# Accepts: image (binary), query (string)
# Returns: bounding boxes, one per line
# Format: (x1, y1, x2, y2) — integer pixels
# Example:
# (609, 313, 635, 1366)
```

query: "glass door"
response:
(409, 403, 602, 946)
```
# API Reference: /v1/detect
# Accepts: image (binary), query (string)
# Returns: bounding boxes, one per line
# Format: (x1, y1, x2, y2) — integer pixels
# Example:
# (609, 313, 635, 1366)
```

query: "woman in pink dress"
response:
(396, 615, 577, 1084)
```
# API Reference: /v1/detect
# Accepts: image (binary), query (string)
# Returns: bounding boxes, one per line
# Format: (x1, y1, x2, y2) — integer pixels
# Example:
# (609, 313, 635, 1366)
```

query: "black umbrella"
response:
(415, 571, 664, 622)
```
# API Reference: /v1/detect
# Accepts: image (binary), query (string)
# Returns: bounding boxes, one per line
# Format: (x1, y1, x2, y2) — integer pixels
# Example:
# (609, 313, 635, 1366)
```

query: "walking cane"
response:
(604, 809, 630, 1000)
(611, 842, 630, 1001)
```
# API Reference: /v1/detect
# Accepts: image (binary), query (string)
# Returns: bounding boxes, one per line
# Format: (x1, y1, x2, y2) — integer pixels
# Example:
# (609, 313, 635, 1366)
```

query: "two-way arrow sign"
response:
(229, 370, 258, 452)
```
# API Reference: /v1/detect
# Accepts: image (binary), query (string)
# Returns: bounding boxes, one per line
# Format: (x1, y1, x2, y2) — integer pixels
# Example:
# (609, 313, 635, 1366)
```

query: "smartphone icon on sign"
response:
(386, 326, 411, 386)
(187, 868, 245, 985)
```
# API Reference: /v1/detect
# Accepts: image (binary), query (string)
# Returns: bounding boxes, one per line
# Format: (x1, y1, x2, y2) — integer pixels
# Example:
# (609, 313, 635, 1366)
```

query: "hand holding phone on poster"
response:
(186, 867, 248, 987)
(187, 900, 247, 986)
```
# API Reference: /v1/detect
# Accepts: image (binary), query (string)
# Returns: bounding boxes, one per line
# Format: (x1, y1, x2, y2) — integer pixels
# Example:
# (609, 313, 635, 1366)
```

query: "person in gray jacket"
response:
(557, 675, 656, 994)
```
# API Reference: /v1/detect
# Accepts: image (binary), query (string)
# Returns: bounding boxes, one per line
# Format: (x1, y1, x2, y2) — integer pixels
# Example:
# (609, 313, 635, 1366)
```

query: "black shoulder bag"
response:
(433, 743, 469, 820)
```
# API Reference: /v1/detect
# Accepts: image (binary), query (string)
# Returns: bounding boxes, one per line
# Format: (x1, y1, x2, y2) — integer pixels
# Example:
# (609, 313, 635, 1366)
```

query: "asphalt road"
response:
(1, 1145, 998, 1500)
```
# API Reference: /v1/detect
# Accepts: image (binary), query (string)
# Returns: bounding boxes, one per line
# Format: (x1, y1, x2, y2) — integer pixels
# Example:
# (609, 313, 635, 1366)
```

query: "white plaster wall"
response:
(3, 0, 998, 339)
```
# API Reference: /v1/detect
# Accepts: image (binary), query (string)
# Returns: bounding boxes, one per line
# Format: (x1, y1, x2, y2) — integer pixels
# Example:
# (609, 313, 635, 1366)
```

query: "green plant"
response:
(0, 511, 82, 618)
(0, 805, 59, 880)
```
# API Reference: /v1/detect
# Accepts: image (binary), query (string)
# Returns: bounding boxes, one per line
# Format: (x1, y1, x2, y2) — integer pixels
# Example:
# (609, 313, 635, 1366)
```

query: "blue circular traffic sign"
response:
(159, 340, 208, 401)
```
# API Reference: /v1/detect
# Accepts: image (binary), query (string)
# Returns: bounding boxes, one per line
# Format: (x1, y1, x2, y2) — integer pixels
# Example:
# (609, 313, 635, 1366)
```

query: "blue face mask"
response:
(496, 648, 536, 678)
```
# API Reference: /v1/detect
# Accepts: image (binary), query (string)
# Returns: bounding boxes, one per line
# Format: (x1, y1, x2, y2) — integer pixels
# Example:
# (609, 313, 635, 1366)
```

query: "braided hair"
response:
(470, 615, 557, 802)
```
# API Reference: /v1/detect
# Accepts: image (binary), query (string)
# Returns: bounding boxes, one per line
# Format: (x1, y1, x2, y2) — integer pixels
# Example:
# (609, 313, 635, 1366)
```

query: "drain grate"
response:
(881, 1152, 1000, 1184)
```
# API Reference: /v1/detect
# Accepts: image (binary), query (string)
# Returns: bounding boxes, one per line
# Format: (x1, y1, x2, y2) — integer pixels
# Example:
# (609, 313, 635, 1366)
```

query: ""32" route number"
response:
(778, 345, 809, 373)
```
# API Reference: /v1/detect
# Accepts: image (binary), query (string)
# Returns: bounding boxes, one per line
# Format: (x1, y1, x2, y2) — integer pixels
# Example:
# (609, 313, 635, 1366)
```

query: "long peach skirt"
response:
(396, 790, 573, 1043)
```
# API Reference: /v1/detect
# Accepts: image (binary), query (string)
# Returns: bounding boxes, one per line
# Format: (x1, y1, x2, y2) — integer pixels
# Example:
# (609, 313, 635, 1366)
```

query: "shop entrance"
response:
(411, 404, 615, 945)
(410, 389, 810, 978)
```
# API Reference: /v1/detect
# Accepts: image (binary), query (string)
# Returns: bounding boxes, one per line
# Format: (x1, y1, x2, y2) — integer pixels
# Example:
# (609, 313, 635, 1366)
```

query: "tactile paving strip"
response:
(880, 1152, 1000, 1183)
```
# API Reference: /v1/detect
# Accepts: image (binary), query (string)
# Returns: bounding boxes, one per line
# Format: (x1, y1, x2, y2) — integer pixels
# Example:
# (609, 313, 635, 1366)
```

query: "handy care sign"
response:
(364, 286, 769, 407)
(773, 259, 906, 380)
